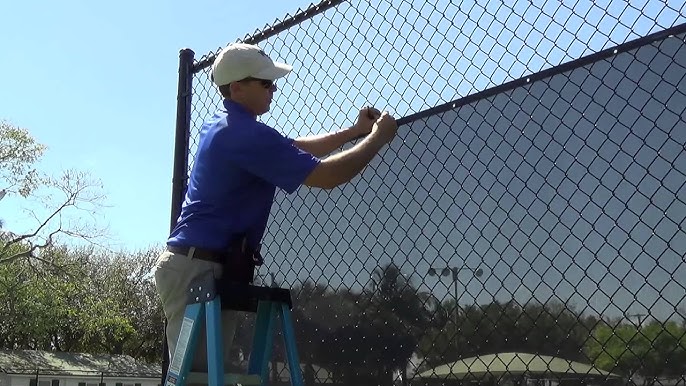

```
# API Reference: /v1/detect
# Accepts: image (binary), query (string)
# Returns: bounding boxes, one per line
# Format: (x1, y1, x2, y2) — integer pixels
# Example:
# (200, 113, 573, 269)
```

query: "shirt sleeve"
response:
(221, 121, 321, 194)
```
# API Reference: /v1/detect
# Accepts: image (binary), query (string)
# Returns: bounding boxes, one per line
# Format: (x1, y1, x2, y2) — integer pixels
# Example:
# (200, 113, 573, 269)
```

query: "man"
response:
(154, 42, 397, 374)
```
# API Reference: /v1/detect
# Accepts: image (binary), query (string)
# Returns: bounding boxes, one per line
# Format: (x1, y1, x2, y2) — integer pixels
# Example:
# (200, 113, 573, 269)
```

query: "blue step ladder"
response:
(163, 270, 304, 386)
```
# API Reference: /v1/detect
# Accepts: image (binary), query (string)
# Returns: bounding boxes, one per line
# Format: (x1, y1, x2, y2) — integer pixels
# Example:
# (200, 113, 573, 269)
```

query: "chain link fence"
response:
(170, 0, 686, 385)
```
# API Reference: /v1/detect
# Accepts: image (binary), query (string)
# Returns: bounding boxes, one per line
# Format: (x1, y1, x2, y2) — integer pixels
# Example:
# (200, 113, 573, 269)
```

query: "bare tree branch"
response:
(1, 169, 107, 267)
(3, 193, 72, 251)
(0, 227, 62, 265)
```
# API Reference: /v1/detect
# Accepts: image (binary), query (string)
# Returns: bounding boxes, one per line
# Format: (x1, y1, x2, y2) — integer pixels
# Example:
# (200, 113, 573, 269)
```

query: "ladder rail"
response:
(279, 303, 305, 386)
(164, 303, 204, 386)
(205, 296, 225, 386)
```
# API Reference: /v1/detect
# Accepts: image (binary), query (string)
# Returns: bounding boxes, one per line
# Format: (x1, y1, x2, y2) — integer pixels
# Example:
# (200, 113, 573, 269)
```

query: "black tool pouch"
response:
(222, 235, 264, 284)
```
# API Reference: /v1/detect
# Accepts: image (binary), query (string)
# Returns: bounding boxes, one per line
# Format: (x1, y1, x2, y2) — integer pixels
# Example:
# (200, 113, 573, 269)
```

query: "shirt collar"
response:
(223, 99, 256, 120)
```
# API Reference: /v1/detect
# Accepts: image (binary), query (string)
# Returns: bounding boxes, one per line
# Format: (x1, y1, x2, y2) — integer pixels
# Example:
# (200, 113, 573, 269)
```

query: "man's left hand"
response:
(352, 106, 382, 136)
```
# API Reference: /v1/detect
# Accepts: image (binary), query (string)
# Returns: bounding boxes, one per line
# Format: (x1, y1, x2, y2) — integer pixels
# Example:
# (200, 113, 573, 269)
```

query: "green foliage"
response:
(0, 242, 164, 364)
(586, 320, 686, 378)
(0, 120, 46, 197)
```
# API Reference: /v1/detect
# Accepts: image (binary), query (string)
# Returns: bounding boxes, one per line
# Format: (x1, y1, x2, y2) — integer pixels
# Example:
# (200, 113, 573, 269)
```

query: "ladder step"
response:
(187, 372, 261, 385)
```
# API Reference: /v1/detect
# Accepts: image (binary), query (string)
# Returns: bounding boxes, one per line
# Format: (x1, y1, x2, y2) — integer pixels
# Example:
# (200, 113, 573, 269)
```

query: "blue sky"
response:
(1, 0, 684, 260)
(0, 0, 315, 251)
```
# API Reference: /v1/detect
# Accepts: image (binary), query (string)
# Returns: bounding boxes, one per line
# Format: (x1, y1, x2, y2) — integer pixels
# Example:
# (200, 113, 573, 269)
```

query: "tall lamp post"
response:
(427, 265, 483, 324)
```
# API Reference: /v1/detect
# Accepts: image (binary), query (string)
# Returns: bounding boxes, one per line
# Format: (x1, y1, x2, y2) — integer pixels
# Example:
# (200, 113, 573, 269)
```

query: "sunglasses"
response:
(241, 77, 274, 89)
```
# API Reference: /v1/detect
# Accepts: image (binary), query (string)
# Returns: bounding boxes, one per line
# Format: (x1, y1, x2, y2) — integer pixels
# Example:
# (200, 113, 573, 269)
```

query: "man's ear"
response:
(229, 82, 242, 97)
(218, 84, 232, 98)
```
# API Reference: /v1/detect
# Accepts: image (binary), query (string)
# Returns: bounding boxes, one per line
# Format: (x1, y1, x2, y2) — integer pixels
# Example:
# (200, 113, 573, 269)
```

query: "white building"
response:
(0, 350, 161, 386)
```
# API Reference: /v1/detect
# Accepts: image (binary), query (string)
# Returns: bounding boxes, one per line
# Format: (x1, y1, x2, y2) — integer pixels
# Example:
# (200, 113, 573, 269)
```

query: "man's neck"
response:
(224, 99, 257, 119)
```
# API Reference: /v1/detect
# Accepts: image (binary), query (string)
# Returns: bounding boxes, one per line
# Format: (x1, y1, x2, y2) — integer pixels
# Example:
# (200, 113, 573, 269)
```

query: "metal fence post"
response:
(170, 47, 195, 231)
(162, 47, 195, 386)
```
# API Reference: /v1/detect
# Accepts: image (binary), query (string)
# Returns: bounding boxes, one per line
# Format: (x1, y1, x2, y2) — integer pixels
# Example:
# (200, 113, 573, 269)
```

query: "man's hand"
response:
(304, 110, 398, 190)
(293, 106, 389, 157)
(372, 111, 398, 144)
(352, 106, 382, 137)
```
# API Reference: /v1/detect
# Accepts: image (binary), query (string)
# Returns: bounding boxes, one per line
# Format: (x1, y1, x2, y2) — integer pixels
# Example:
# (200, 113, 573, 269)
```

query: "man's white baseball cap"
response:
(211, 43, 293, 87)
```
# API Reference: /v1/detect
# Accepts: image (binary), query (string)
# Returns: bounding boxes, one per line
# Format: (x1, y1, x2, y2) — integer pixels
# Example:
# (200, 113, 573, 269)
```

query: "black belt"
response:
(166, 235, 263, 284)
(167, 242, 263, 266)
(167, 245, 226, 263)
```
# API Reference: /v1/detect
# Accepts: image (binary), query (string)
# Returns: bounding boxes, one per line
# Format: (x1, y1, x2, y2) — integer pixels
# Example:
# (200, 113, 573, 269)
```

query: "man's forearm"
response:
(303, 130, 387, 189)
(321, 130, 386, 186)
(292, 126, 363, 157)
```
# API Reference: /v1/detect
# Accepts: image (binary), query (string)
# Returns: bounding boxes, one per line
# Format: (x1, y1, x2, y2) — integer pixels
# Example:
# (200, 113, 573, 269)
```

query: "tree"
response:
(315, 263, 435, 386)
(286, 280, 362, 385)
(585, 319, 686, 381)
(417, 299, 597, 371)
(0, 242, 165, 364)
(0, 237, 36, 349)
(0, 121, 106, 266)
(0, 244, 111, 352)
(318, 323, 414, 386)
(291, 281, 341, 366)
(85, 247, 164, 362)
(0, 120, 45, 197)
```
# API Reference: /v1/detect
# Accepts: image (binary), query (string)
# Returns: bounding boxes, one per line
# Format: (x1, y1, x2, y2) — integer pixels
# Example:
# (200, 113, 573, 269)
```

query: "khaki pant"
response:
(154, 250, 239, 373)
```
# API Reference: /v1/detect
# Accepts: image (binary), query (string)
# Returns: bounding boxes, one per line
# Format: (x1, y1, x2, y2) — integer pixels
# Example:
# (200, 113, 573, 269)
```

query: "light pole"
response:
(427, 265, 483, 324)
(628, 312, 647, 328)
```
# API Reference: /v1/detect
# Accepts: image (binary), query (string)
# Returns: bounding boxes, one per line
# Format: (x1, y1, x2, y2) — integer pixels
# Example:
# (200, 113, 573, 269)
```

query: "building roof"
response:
(0, 350, 161, 378)
(417, 352, 620, 380)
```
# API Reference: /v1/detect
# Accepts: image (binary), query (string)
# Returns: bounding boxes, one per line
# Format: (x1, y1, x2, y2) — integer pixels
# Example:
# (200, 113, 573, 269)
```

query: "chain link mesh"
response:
(178, 0, 686, 384)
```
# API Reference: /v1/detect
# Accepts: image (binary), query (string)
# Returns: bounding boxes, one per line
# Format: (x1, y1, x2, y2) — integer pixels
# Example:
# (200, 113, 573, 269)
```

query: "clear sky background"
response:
(0, 0, 315, 251)
(1, 0, 684, 260)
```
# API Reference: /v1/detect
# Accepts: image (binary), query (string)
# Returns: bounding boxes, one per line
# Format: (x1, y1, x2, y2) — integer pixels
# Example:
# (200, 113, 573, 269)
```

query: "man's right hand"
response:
(372, 111, 398, 144)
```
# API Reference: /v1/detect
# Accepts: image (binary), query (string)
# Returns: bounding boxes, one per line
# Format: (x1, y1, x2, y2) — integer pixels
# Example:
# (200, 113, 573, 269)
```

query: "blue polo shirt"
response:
(167, 99, 321, 250)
